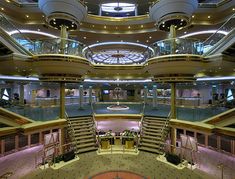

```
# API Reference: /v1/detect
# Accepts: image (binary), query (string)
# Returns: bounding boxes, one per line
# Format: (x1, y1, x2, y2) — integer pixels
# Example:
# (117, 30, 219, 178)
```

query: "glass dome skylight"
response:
(90, 50, 145, 65)
(101, 3, 135, 13)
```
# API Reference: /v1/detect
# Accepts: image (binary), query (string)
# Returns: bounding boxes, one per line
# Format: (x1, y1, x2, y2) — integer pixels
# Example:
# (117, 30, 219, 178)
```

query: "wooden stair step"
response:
(141, 135, 162, 140)
(77, 142, 95, 148)
(144, 121, 165, 126)
(142, 127, 161, 133)
(140, 142, 162, 148)
(143, 131, 162, 136)
(139, 146, 162, 154)
(74, 128, 93, 133)
(74, 131, 94, 136)
(141, 138, 162, 144)
(75, 135, 94, 140)
(78, 146, 97, 153)
(76, 138, 96, 144)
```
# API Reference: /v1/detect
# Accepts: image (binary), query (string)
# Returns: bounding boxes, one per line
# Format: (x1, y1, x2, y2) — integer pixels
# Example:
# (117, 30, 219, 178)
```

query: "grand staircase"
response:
(67, 116, 97, 154)
(139, 116, 169, 154)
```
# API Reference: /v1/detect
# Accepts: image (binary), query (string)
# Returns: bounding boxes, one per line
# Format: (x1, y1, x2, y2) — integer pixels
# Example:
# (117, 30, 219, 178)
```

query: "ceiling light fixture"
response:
(26, 15, 29, 18)
(1, 7, 4, 11)
(179, 30, 228, 38)
(208, 16, 211, 19)
(8, 30, 58, 38)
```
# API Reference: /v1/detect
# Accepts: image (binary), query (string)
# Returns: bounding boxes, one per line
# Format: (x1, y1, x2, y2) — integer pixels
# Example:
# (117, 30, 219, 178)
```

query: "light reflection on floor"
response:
(90, 171, 147, 179)
(96, 119, 140, 132)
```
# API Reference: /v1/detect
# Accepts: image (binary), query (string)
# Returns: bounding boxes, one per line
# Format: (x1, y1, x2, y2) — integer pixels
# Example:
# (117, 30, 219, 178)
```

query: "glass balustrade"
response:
(152, 38, 204, 56)
(202, 13, 235, 54)
(21, 38, 85, 56)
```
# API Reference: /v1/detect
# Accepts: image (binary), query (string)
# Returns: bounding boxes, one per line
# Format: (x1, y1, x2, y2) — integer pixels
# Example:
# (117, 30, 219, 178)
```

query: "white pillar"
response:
(79, 85, 84, 108)
(152, 85, 157, 108)
(89, 86, 92, 104)
(135, 4, 138, 16)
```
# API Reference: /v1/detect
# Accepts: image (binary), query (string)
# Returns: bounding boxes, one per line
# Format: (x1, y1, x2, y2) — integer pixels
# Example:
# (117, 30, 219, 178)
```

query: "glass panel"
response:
(208, 134, 217, 149)
(196, 133, 205, 145)
(19, 134, 28, 148)
(186, 130, 194, 137)
(176, 129, 184, 140)
(31, 133, 39, 145)
(220, 136, 232, 153)
(4, 135, 15, 152)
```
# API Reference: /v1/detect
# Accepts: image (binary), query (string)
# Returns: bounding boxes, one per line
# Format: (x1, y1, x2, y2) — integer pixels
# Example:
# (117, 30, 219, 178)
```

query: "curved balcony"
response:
(22, 38, 91, 82)
(146, 38, 205, 82)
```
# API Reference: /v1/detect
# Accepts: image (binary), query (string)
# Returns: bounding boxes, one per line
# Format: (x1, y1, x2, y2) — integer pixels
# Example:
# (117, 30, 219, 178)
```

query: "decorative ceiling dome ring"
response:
(149, 0, 198, 31)
(47, 13, 79, 30)
(38, 0, 87, 30)
(157, 14, 190, 31)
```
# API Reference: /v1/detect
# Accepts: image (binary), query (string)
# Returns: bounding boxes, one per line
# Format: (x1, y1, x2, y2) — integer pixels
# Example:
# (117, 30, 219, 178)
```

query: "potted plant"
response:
(122, 130, 136, 149)
(100, 130, 112, 149)
(165, 152, 181, 165)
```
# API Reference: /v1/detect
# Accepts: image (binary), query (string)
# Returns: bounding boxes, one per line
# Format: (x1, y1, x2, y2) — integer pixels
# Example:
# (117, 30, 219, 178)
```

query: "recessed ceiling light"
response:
(141, 25, 144, 28)
(26, 15, 29, 18)
(232, 8, 235, 11)
(1, 7, 4, 11)
(136, 40, 139, 42)
(104, 26, 106, 29)
(146, 40, 149, 42)
(42, 15, 45, 18)
(208, 16, 211, 19)
(116, 27, 118, 29)
(128, 26, 131, 29)
(83, 37, 87, 39)
(37, 28, 40, 31)
(121, 40, 123, 42)
(181, 19, 184, 22)
(53, 21, 56, 25)
(97, 40, 99, 43)
(92, 25, 95, 27)
(71, 25, 74, 27)
(192, 15, 195, 18)
(184, 31, 187, 34)
(5, 0, 10, 3)
(149, 36, 152, 39)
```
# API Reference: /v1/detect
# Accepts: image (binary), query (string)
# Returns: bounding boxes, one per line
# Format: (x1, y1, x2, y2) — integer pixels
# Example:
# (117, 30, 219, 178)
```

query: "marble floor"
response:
(0, 145, 235, 179)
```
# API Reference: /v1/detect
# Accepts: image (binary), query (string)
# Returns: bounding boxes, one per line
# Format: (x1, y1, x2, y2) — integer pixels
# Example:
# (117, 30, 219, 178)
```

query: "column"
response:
(60, 25, 68, 54)
(28, 134, 31, 147)
(99, 4, 102, 16)
(169, 25, 176, 54)
(19, 83, 25, 106)
(171, 83, 176, 119)
(144, 86, 148, 104)
(205, 134, 208, 147)
(171, 127, 176, 153)
(1, 140, 5, 155)
(217, 136, 221, 151)
(152, 85, 157, 108)
(59, 128, 65, 154)
(15, 135, 19, 151)
(135, 4, 138, 16)
(88, 86, 92, 104)
(79, 85, 84, 108)
(60, 82, 65, 118)
(39, 132, 43, 144)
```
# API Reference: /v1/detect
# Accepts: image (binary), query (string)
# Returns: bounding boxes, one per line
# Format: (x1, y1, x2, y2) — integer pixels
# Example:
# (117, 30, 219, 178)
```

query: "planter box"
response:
(125, 140, 134, 149)
(101, 140, 110, 149)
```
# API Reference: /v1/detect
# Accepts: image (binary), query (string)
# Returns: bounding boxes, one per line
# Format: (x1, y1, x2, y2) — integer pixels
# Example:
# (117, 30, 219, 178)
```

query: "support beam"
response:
(60, 82, 65, 118)
(171, 83, 176, 119)
(59, 127, 65, 154)
(170, 25, 176, 54)
(60, 25, 68, 54)
(144, 86, 148, 104)
(89, 86, 92, 104)
(171, 127, 176, 154)
(79, 85, 84, 108)
(152, 85, 157, 108)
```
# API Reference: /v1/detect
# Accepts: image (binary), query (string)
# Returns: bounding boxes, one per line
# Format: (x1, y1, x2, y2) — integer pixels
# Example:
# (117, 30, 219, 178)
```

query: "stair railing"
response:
(159, 111, 171, 152)
(65, 111, 79, 154)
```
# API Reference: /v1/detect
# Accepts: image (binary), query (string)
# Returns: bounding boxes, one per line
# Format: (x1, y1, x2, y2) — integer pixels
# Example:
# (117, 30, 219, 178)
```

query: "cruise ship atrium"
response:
(0, 0, 235, 178)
